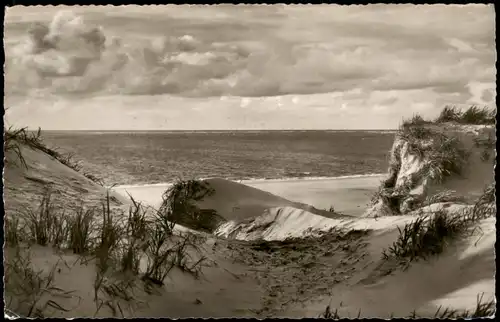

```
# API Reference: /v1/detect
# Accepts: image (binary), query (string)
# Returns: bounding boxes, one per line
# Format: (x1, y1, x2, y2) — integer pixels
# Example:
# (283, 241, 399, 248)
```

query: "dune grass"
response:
(417, 134, 470, 184)
(381, 210, 464, 264)
(419, 189, 467, 207)
(374, 126, 470, 215)
(381, 184, 495, 266)
(4, 182, 211, 317)
(3, 126, 104, 185)
(372, 105, 494, 215)
(397, 120, 470, 186)
(321, 292, 495, 318)
(401, 114, 433, 128)
(158, 179, 224, 232)
(4, 246, 79, 318)
(423, 293, 496, 318)
(397, 105, 494, 180)
(435, 105, 496, 125)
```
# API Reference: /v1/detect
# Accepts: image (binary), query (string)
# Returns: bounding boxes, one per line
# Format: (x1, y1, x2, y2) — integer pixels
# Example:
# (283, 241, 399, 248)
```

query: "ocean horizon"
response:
(42, 130, 395, 186)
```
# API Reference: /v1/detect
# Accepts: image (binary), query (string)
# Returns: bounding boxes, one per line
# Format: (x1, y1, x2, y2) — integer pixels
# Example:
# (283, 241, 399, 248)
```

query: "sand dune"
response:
(3, 144, 129, 216)
(3, 120, 496, 318)
(197, 178, 347, 222)
(113, 174, 383, 218)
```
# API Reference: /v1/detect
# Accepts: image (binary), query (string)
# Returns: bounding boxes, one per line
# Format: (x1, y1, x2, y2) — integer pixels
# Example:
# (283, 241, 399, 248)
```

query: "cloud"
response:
(4, 4, 496, 130)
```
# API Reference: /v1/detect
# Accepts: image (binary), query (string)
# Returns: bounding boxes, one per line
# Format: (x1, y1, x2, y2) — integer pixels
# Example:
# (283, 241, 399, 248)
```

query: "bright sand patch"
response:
(113, 174, 385, 218)
(214, 203, 472, 241)
(285, 217, 496, 318)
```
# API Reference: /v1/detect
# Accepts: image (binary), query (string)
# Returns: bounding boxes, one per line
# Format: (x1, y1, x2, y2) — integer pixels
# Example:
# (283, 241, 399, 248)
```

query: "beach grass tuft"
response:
(4, 246, 78, 318)
(398, 124, 469, 184)
(158, 179, 221, 232)
(5, 179, 211, 317)
(320, 292, 495, 318)
(68, 206, 96, 254)
(4, 126, 104, 184)
(435, 105, 463, 123)
(382, 184, 495, 265)
(435, 105, 496, 125)
(420, 190, 467, 207)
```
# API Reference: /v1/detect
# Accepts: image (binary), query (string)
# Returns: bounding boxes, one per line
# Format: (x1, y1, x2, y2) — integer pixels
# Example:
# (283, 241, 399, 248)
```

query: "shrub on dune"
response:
(435, 105, 462, 123)
(435, 105, 496, 125)
(398, 123, 469, 184)
(158, 179, 223, 232)
(401, 113, 432, 128)
(460, 106, 495, 125)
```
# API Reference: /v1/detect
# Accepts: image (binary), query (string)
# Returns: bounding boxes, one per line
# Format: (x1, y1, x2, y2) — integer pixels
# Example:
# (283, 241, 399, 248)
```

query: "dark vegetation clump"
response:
(397, 116, 470, 184)
(158, 179, 225, 232)
(372, 105, 494, 215)
(381, 184, 495, 266)
(401, 114, 433, 128)
(420, 190, 467, 207)
(435, 105, 496, 125)
(416, 134, 470, 184)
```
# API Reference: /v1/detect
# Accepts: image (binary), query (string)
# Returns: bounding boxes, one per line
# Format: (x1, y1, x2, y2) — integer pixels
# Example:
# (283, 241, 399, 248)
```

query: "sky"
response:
(3, 4, 497, 130)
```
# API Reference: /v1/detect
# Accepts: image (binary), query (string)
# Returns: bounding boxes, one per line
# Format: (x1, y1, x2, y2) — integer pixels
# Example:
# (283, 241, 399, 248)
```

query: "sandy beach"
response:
(113, 174, 385, 217)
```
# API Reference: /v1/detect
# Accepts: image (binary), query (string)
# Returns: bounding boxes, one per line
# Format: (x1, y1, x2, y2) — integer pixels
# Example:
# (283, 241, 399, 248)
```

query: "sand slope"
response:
(245, 175, 384, 217)
(196, 178, 347, 222)
(3, 239, 267, 318)
(3, 144, 129, 216)
(286, 217, 496, 318)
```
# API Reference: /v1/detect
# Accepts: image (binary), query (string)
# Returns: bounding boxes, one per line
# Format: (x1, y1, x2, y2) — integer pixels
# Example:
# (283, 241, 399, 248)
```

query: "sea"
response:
(4, 7, 398, 188)
(41, 130, 395, 186)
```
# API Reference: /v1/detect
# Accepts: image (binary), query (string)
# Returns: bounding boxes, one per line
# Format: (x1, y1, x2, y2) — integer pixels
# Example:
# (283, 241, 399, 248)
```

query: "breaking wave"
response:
(4, 10, 369, 98)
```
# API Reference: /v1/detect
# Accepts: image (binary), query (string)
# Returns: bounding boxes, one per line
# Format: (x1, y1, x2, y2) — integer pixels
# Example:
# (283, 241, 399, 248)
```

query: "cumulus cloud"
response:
(4, 4, 496, 130)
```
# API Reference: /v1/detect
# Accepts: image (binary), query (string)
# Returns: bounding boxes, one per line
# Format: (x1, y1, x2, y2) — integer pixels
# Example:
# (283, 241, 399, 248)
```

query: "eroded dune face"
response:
(363, 123, 495, 218)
